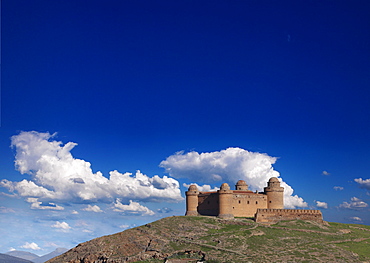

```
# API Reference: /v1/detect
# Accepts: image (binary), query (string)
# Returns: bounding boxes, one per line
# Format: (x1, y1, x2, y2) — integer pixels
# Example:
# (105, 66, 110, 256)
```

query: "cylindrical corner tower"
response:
(185, 185, 199, 216)
(218, 183, 234, 219)
(235, 180, 248, 190)
(264, 177, 284, 209)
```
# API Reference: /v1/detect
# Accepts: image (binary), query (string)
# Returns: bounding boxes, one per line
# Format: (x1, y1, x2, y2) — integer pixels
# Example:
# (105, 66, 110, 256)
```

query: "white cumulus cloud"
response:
(315, 201, 328, 209)
(183, 183, 219, 192)
(354, 178, 370, 190)
(113, 199, 155, 216)
(322, 171, 330, 176)
(333, 186, 344, 191)
(350, 216, 363, 222)
(82, 205, 103, 213)
(339, 197, 368, 209)
(21, 242, 41, 250)
(0, 131, 183, 207)
(52, 221, 71, 232)
(26, 198, 64, 210)
(160, 148, 307, 208)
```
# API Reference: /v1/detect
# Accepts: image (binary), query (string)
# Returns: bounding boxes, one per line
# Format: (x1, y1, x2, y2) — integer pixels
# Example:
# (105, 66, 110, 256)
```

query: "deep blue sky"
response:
(1, 0, 370, 255)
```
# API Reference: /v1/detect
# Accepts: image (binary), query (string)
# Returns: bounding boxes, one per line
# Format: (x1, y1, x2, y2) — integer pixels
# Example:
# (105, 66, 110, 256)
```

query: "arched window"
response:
(256, 201, 258, 204)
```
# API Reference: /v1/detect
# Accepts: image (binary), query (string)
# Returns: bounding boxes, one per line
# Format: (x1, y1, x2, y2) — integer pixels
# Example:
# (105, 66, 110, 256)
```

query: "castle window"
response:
(269, 201, 272, 203)
(247, 201, 249, 204)
(256, 201, 258, 204)
(238, 200, 241, 204)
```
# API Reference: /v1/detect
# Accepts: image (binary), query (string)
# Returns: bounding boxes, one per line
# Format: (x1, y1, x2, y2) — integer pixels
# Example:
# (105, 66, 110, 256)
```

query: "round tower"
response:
(235, 180, 248, 190)
(185, 185, 199, 216)
(217, 183, 234, 219)
(264, 177, 284, 209)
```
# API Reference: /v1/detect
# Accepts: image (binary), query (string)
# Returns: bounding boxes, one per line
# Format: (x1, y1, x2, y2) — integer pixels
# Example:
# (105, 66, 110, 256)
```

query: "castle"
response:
(185, 177, 323, 223)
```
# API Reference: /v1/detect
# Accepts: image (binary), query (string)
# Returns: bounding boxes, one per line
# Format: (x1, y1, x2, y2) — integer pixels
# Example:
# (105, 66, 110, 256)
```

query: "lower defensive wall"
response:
(255, 209, 324, 223)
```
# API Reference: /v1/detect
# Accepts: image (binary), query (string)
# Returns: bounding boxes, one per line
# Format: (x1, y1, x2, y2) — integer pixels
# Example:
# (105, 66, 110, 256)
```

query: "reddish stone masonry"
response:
(186, 178, 324, 224)
(255, 208, 324, 224)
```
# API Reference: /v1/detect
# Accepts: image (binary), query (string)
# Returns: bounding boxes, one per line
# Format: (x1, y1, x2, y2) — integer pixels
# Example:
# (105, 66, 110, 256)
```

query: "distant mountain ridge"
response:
(5, 251, 39, 261)
(0, 253, 33, 263)
(47, 216, 370, 263)
(4, 248, 68, 263)
(34, 248, 68, 263)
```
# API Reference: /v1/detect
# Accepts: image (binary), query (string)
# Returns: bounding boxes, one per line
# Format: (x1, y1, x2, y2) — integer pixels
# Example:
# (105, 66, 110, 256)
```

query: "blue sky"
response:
(1, 0, 370, 255)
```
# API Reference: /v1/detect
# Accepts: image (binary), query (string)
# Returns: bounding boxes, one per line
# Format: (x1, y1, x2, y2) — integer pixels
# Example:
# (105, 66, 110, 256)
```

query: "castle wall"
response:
(186, 178, 324, 224)
(255, 209, 324, 223)
(231, 192, 267, 217)
(197, 191, 268, 217)
(198, 192, 219, 216)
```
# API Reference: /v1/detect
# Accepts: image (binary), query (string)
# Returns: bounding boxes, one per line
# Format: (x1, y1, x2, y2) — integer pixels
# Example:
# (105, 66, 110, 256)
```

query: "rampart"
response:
(186, 178, 324, 224)
(186, 178, 284, 219)
(255, 209, 324, 223)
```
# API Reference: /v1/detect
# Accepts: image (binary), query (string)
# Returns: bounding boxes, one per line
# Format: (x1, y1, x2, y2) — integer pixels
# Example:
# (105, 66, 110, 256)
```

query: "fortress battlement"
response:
(186, 178, 324, 223)
(257, 209, 322, 214)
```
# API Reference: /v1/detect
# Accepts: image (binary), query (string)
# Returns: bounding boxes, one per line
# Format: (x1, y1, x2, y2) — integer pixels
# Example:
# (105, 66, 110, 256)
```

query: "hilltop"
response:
(47, 216, 370, 263)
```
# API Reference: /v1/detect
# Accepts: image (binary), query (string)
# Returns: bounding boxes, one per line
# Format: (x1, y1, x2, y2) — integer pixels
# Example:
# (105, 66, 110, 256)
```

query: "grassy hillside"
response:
(48, 216, 370, 263)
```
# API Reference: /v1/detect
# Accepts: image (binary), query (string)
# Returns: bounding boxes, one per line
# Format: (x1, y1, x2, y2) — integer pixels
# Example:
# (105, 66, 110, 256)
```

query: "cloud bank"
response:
(52, 221, 71, 232)
(26, 197, 64, 210)
(82, 205, 103, 213)
(1, 132, 309, 213)
(160, 147, 307, 208)
(354, 178, 370, 190)
(350, 216, 363, 222)
(21, 242, 41, 250)
(0, 131, 183, 207)
(113, 199, 155, 216)
(316, 201, 328, 209)
(183, 183, 219, 192)
(339, 197, 368, 209)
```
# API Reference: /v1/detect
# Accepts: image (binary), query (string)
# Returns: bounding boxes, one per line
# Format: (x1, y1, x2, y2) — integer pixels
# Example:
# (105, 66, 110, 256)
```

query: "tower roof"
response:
(220, 183, 230, 190)
(236, 180, 247, 185)
(188, 184, 198, 191)
(269, 177, 280, 183)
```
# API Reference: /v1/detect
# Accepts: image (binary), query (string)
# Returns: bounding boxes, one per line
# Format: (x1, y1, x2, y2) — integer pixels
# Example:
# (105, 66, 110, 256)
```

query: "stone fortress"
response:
(186, 177, 323, 223)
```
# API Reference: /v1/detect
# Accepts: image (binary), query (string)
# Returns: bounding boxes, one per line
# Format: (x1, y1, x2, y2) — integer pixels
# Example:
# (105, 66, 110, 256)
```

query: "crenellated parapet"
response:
(257, 209, 321, 214)
(255, 208, 324, 223)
